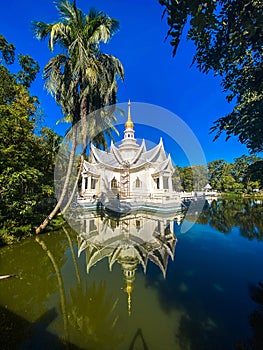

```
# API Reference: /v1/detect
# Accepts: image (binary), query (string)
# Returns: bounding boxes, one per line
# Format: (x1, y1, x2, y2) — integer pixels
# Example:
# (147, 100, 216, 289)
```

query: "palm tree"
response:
(33, 0, 124, 233)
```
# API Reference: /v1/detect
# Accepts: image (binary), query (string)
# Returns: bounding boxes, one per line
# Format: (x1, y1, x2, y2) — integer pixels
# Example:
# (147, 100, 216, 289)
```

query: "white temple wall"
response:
(81, 214, 174, 242)
(81, 166, 175, 200)
(101, 168, 120, 193)
(130, 169, 149, 194)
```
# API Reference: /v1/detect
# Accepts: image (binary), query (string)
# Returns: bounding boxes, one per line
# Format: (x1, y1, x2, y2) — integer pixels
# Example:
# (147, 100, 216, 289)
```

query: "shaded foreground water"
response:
(0, 198, 263, 350)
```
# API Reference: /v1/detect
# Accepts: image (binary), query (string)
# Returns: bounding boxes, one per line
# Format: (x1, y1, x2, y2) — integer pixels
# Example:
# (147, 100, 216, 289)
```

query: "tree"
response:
(32, 0, 124, 233)
(160, 0, 263, 153)
(232, 154, 261, 190)
(16, 54, 40, 88)
(192, 165, 208, 190)
(172, 166, 183, 191)
(208, 159, 234, 191)
(179, 166, 194, 191)
(0, 53, 60, 244)
(178, 165, 207, 191)
(0, 34, 15, 65)
(246, 160, 263, 189)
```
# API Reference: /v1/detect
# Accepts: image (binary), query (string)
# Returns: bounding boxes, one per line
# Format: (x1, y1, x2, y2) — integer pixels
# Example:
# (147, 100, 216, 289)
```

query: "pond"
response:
(0, 198, 263, 350)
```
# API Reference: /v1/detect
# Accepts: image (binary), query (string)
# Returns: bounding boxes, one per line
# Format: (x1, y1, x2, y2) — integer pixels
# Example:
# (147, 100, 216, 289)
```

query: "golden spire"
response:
(125, 99, 134, 129)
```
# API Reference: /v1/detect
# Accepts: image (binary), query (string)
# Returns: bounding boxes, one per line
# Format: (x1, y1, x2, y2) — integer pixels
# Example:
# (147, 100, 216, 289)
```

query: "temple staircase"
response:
(120, 162, 130, 198)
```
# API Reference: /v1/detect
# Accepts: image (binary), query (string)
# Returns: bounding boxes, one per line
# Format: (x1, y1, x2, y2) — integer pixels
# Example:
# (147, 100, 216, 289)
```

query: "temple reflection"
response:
(77, 210, 182, 315)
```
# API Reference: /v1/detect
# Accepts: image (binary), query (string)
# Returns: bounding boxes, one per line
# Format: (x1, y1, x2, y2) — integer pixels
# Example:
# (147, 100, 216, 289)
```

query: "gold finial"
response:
(125, 99, 134, 129)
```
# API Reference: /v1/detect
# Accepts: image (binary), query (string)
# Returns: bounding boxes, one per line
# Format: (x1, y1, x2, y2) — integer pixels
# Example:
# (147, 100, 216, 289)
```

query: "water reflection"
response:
(35, 227, 125, 350)
(187, 198, 263, 239)
(1, 199, 263, 349)
(236, 281, 263, 350)
(77, 210, 181, 315)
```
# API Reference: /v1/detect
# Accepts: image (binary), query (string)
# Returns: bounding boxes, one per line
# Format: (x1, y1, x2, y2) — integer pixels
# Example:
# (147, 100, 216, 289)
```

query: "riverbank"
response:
(0, 215, 66, 247)
(1, 193, 263, 247)
(221, 192, 263, 200)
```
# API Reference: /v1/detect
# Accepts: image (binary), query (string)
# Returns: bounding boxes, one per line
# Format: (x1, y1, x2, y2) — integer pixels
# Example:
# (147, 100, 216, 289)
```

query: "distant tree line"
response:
(173, 155, 263, 193)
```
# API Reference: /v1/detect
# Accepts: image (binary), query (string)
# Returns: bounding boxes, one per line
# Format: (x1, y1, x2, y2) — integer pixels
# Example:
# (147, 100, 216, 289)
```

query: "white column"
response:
(167, 219, 173, 234)
(87, 176, 91, 190)
(160, 220, 165, 236)
(169, 176, 173, 191)
(82, 176, 86, 193)
(159, 174, 163, 190)
(170, 220, 174, 235)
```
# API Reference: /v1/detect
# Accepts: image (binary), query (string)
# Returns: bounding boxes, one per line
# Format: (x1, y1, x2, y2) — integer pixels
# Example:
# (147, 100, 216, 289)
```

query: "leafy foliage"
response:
(0, 35, 61, 244)
(176, 164, 208, 191)
(208, 155, 262, 192)
(32, 0, 124, 234)
(160, 0, 263, 152)
(175, 155, 263, 192)
(32, 0, 124, 143)
(16, 54, 40, 88)
(0, 34, 15, 64)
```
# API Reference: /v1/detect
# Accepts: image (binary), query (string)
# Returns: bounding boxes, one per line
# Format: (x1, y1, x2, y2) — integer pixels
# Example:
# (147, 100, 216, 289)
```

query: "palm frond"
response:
(35, 0, 124, 146)
(32, 21, 53, 40)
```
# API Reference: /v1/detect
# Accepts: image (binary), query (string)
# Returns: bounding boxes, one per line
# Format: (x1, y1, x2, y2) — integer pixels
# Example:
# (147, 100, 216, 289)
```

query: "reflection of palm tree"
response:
(68, 282, 123, 350)
(64, 225, 123, 347)
(63, 226, 81, 285)
(36, 228, 122, 349)
(35, 237, 69, 341)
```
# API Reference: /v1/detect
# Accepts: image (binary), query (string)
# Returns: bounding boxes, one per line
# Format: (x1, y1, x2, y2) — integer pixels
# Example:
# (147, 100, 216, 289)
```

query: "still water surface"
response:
(0, 199, 263, 349)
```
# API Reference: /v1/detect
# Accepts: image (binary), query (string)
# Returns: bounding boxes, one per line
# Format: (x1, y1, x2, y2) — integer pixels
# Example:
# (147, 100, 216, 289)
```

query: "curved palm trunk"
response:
(61, 93, 88, 215)
(35, 128, 77, 234)
(35, 237, 69, 340)
(61, 154, 84, 215)
(62, 226, 81, 285)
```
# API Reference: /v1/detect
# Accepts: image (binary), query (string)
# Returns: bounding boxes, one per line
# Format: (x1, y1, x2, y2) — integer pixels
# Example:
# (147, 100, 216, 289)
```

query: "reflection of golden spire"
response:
(126, 282, 133, 317)
(120, 256, 137, 317)
(125, 99, 134, 129)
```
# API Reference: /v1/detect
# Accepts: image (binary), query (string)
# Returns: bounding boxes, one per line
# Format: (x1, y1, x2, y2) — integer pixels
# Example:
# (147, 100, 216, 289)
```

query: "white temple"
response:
(79, 101, 180, 210)
(77, 210, 180, 315)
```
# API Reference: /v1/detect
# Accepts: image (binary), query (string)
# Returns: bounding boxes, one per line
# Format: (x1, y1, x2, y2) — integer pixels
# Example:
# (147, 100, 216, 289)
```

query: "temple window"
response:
(111, 177, 118, 189)
(85, 177, 88, 189)
(154, 177, 160, 189)
(89, 220, 97, 232)
(163, 177, 169, 189)
(91, 177, 97, 190)
(135, 177, 141, 188)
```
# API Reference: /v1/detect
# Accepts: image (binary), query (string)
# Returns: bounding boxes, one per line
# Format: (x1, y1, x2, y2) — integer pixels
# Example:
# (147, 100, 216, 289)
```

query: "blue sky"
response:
(0, 0, 253, 166)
